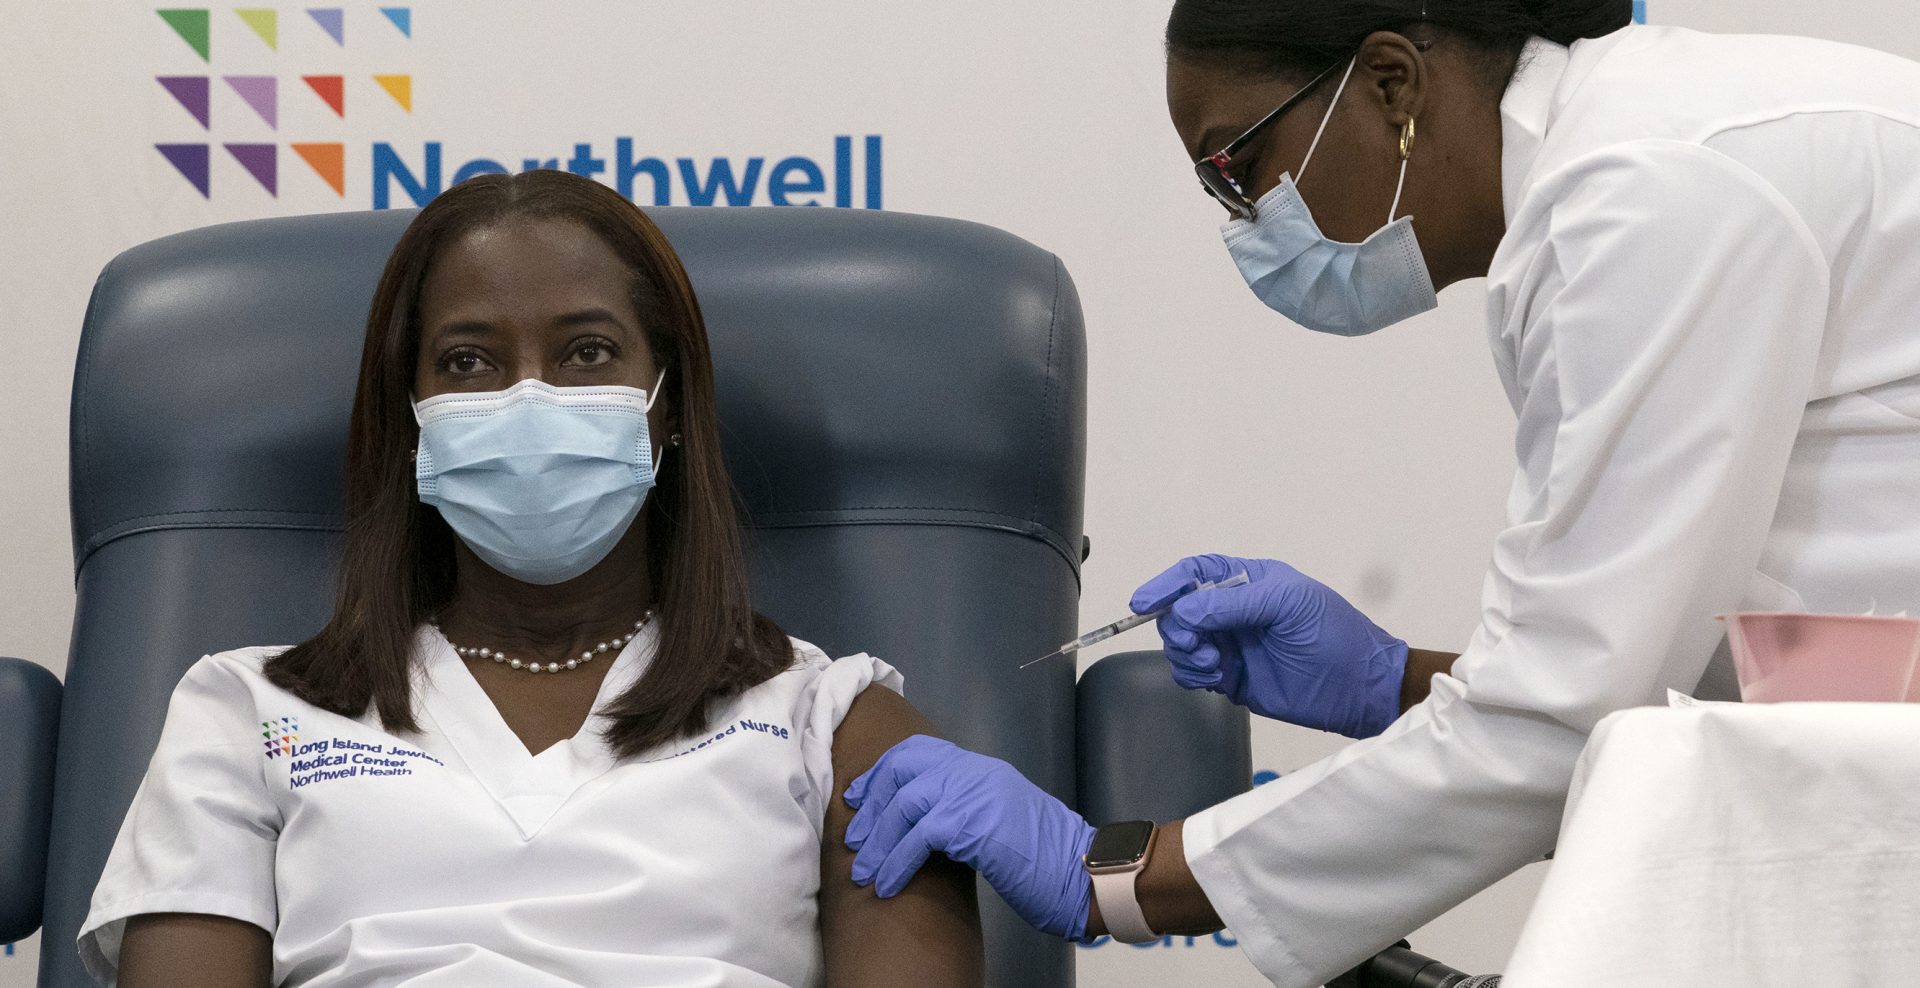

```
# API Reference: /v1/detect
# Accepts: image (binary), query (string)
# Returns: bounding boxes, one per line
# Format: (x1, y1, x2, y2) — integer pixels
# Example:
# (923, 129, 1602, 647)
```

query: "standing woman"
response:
(841, 2, 1920, 984)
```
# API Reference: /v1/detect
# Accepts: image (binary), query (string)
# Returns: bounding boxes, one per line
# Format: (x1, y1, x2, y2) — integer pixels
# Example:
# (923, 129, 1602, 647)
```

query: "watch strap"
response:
(1091, 866, 1157, 943)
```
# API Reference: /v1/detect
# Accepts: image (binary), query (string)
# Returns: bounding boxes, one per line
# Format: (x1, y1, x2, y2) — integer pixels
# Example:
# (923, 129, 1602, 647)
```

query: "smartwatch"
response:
(1085, 820, 1158, 944)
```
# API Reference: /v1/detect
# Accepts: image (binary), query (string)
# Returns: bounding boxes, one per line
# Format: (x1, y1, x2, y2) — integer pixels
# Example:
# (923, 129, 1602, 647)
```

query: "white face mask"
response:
(413, 372, 666, 585)
(1222, 57, 1439, 337)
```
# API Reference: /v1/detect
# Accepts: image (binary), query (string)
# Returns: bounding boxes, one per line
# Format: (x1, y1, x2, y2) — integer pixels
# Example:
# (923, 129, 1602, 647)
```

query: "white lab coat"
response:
(79, 627, 900, 987)
(1183, 26, 1920, 986)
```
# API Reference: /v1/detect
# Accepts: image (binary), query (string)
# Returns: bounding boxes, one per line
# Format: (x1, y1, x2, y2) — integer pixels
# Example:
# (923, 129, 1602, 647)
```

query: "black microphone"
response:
(1329, 943, 1503, 988)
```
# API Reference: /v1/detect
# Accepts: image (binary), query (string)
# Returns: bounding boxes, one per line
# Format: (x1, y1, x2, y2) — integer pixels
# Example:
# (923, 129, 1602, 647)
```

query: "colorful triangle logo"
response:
(156, 76, 210, 129)
(303, 75, 344, 117)
(292, 143, 345, 196)
(224, 75, 277, 128)
(373, 74, 412, 112)
(236, 8, 279, 50)
(308, 7, 344, 46)
(157, 143, 210, 197)
(224, 143, 277, 195)
(379, 7, 411, 38)
(156, 9, 210, 62)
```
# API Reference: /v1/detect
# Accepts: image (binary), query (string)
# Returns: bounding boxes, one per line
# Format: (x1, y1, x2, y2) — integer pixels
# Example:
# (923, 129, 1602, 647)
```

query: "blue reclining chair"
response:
(5, 206, 1248, 987)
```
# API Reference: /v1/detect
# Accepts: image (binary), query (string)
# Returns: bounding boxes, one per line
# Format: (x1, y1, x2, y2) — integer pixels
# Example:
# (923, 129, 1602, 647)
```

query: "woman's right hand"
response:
(1133, 554, 1408, 739)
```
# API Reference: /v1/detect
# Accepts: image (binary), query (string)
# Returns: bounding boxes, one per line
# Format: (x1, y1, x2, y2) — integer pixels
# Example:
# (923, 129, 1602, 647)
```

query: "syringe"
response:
(1020, 570, 1250, 669)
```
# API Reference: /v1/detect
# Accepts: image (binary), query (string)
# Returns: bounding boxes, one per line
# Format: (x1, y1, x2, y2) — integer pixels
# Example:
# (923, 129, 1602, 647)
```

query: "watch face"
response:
(1085, 820, 1155, 869)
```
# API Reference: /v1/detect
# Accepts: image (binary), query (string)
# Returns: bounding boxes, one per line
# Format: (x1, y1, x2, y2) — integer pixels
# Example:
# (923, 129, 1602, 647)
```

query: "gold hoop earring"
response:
(1399, 119, 1417, 161)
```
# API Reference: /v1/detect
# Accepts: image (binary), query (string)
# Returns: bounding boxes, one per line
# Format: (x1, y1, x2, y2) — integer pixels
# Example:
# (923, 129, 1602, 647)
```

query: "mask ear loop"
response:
(644, 366, 671, 474)
(642, 367, 668, 412)
(1295, 56, 1358, 186)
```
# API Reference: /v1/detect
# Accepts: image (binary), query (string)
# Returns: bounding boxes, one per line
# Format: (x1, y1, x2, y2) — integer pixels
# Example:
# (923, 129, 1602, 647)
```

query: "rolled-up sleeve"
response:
(1184, 141, 1832, 986)
(79, 654, 282, 984)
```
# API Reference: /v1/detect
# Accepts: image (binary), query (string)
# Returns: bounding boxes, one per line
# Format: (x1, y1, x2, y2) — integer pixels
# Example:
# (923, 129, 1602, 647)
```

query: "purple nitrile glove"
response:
(844, 734, 1096, 941)
(1133, 553, 1408, 739)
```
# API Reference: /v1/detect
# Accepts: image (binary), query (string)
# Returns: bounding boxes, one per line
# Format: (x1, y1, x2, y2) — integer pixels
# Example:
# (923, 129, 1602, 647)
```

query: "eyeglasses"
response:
(1194, 43, 1432, 222)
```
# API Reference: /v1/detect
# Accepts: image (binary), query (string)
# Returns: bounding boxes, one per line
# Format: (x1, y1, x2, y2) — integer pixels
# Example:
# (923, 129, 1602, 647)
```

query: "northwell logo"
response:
(262, 716, 300, 759)
(369, 136, 885, 211)
(151, 5, 885, 209)
(153, 5, 410, 197)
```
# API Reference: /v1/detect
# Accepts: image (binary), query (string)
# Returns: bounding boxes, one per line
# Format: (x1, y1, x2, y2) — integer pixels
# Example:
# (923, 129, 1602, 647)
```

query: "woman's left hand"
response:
(1137, 553, 1408, 739)
(844, 735, 1095, 941)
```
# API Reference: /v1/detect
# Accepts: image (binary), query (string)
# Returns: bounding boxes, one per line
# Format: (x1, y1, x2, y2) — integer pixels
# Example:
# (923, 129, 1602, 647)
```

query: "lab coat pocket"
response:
(1857, 377, 1920, 422)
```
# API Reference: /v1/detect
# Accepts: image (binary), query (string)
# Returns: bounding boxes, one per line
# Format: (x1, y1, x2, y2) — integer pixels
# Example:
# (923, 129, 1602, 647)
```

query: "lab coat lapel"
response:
(416, 623, 654, 840)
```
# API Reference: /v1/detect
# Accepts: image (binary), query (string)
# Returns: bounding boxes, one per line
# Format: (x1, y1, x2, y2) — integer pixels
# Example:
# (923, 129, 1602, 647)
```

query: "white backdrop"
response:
(4, 1, 1917, 984)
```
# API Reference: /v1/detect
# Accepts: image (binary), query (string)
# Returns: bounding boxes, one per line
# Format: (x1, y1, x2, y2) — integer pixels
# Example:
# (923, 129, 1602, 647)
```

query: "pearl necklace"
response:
(435, 612, 652, 675)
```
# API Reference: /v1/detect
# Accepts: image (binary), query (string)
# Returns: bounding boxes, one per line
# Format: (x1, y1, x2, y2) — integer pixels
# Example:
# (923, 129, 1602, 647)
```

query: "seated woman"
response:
(77, 169, 982, 988)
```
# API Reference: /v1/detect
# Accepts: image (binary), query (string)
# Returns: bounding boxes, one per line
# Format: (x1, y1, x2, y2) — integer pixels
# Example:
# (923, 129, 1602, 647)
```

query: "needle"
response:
(1020, 571, 1250, 669)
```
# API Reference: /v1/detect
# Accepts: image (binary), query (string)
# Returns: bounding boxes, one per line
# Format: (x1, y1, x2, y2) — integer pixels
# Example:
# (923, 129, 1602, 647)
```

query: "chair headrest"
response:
(71, 207, 1085, 575)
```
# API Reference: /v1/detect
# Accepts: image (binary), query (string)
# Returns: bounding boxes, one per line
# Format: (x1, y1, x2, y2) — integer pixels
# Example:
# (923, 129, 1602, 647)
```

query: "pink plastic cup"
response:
(1720, 612, 1920, 703)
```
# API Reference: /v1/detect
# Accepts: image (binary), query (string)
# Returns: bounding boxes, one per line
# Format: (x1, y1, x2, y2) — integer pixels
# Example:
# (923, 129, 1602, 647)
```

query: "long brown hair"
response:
(266, 169, 792, 757)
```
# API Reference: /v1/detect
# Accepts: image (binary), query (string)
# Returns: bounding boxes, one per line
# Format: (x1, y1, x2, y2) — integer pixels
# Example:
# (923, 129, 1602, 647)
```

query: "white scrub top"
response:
(1183, 25, 1920, 986)
(78, 624, 901, 988)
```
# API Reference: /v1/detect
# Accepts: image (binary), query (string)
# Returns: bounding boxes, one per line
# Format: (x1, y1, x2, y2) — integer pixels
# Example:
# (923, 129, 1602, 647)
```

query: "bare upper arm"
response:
(119, 913, 272, 988)
(821, 685, 983, 987)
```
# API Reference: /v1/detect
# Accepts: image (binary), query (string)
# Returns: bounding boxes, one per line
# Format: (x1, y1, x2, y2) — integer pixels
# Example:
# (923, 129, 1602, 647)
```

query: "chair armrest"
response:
(0, 657, 61, 942)
(1075, 650, 1250, 825)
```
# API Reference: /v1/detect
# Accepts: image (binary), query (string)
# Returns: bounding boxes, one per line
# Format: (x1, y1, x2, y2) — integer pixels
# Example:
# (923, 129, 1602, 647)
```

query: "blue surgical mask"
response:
(414, 373, 666, 585)
(1223, 58, 1438, 336)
